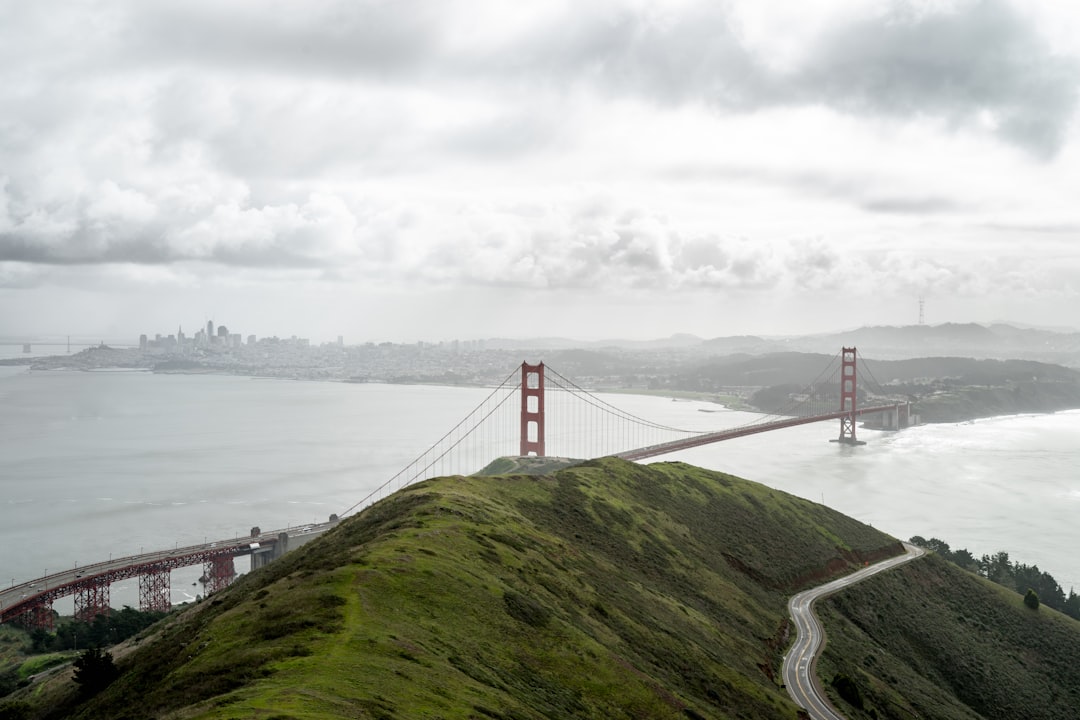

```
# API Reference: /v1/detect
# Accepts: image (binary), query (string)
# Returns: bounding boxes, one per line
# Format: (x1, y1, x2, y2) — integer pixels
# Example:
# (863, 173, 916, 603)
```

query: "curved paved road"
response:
(782, 542, 925, 719)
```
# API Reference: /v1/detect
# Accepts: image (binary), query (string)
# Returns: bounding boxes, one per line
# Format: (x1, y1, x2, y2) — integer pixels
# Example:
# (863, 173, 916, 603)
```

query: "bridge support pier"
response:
(202, 556, 236, 595)
(74, 579, 110, 622)
(899, 402, 911, 428)
(139, 566, 171, 613)
(251, 532, 288, 571)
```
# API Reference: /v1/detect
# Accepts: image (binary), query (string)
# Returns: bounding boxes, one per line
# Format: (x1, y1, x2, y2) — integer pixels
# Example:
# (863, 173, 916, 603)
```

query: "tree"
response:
(925, 537, 952, 557)
(1064, 590, 1080, 620)
(27, 628, 52, 654)
(950, 547, 978, 572)
(72, 647, 119, 696)
(980, 551, 1014, 586)
(1024, 589, 1040, 610)
(1035, 570, 1065, 609)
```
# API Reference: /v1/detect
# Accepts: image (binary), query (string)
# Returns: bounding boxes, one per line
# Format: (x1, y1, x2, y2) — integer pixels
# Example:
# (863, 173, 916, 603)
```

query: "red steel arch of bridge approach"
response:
(0, 527, 320, 630)
(1, 547, 244, 630)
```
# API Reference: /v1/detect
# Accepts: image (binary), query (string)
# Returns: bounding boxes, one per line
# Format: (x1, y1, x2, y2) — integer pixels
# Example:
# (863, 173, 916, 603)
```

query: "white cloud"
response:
(1, 0, 1079, 338)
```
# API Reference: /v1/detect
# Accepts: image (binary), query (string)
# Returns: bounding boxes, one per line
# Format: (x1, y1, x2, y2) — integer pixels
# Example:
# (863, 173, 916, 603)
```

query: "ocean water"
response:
(1, 366, 1077, 609)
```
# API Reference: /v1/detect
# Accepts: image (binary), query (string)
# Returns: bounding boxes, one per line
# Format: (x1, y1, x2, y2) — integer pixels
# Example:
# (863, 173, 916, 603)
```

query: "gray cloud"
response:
(121, 1, 445, 79)
(18, 1, 1074, 159)
(466, 0, 1079, 156)
(0, 176, 364, 269)
(665, 164, 967, 216)
(499, 3, 762, 106)
(857, 196, 963, 215)
(0, 0, 1077, 281)
(982, 221, 1080, 234)
(790, 0, 1079, 157)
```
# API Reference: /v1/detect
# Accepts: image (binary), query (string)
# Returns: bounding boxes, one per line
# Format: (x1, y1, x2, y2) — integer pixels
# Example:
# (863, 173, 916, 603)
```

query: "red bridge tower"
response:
(520, 362, 545, 457)
(835, 346, 865, 445)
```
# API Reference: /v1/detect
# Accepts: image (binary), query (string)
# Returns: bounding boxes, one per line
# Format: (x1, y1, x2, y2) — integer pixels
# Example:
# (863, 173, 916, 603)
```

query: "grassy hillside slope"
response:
(26, 458, 901, 720)
(815, 552, 1080, 720)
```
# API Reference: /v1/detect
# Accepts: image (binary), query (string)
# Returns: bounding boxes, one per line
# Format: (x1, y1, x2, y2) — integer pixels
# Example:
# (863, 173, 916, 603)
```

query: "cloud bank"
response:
(1, 0, 1079, 335)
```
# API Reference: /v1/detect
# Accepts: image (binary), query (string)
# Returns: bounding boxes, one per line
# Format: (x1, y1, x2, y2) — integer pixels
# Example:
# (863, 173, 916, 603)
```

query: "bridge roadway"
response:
(0, 521, 336, 624)
(614, 404, 907, 462)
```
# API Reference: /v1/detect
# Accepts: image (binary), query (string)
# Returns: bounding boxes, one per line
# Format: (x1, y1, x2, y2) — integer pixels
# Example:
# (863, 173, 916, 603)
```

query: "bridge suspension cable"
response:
(542, 366, 707, 458)
(857, 355, 890, 397)
(704, 351, 843, 438)
(339, 367, 522, 518)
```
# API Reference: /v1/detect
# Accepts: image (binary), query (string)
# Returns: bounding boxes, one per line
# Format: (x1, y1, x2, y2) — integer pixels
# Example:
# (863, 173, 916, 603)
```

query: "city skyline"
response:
(5, 310, 1080, 350)
(2, 1, 1080, 341)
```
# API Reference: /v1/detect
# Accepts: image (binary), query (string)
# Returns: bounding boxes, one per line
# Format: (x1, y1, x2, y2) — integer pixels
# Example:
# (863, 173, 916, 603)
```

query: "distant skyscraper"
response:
(207, 320, 214, 339)
(217, 325, 229, 337)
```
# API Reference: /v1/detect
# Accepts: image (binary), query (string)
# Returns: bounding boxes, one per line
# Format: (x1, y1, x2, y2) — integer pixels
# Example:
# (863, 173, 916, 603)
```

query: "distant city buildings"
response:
(127, 322, 516, 385)
(138, 320, 317, 355)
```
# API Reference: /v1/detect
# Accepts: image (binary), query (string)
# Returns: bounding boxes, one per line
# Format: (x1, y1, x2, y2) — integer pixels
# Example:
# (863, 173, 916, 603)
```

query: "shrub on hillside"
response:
(831, 672, 864, 709)
(73, 647, 119, 697)
(1024, 589, 1040, 610)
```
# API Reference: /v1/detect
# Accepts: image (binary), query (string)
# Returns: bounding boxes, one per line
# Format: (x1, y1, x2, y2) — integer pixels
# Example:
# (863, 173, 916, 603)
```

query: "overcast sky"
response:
(2, 0, 1079, 343)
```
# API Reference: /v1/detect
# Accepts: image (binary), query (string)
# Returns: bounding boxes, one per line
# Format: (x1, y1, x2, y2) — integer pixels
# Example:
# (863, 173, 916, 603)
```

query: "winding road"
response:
(782, 542, 926, 719)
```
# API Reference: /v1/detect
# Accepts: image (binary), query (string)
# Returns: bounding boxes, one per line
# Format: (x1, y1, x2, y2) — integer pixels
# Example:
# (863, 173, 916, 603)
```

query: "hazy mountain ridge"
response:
(488, 322, 1080, 366)
(14, 459, 1080, 719)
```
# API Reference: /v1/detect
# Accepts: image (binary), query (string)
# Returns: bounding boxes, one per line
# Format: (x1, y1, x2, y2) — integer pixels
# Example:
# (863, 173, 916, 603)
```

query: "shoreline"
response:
(8, 362, 1080, 425)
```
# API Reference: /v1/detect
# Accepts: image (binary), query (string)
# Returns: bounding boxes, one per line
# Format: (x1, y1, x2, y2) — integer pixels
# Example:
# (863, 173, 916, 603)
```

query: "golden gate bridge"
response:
(2, 347, 911, 629)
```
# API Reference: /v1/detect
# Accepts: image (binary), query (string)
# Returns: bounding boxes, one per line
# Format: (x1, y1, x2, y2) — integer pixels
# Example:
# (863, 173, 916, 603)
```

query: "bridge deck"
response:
(614, 404, 905, 461)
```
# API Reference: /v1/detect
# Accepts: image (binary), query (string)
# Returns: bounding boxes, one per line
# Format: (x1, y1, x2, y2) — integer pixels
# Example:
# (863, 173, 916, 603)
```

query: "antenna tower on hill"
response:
(918, 296, 925, 325)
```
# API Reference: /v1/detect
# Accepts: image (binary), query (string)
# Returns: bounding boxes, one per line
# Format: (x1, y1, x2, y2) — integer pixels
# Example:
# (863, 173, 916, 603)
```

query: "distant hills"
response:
(486, 322, 1080, 367)
(495, 328, 1080, 423)
(16, 459, 1080, 718)
(670, 353, 1080, 423)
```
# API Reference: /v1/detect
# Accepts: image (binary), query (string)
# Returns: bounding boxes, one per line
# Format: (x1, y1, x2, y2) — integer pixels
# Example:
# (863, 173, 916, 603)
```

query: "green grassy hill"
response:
(18, 458, 899, 719)
(11, 458, 1080, 719)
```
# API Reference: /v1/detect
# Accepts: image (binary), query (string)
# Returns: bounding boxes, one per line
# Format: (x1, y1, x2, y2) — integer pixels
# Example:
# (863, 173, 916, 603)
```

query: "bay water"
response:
(1, 366, 1077, 610)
